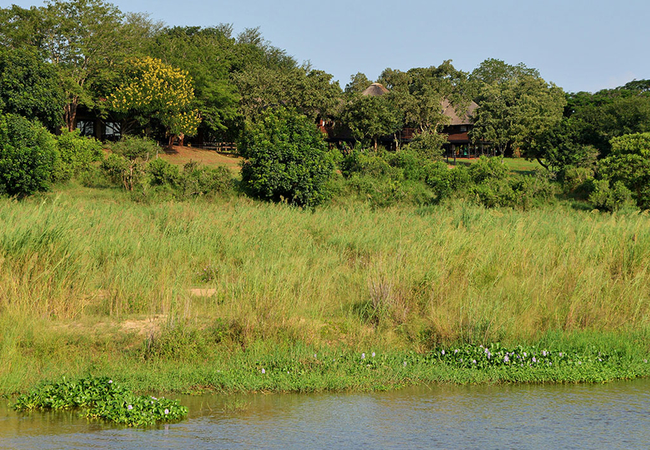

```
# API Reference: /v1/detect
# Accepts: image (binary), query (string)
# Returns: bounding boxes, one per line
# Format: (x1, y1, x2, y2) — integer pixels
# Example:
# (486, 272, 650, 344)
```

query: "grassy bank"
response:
(1, 186, 649, 395)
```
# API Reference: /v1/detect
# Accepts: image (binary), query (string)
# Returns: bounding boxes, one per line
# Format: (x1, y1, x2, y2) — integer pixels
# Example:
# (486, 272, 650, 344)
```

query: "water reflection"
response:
(1, 379, 649, 449)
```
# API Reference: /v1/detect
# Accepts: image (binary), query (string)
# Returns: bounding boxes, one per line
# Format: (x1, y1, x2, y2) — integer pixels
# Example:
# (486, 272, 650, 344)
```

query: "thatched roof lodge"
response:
(361, 83, 390, 97)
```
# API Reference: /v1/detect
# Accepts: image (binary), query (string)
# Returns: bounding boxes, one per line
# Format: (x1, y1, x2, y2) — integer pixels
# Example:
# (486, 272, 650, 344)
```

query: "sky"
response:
(8, 0, 650, 93)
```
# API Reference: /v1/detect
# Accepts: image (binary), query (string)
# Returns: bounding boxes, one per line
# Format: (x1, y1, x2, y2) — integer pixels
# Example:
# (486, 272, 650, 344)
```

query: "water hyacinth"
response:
(430, 343, 617, 371)
(12, 376, 187, 427)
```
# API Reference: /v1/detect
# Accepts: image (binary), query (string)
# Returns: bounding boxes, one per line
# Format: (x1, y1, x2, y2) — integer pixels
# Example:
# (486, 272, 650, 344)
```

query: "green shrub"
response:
(177, 161, 232, 198)
(0, 113, 57, 197)
(559, 166, 595, 197)
(468, 156, 510, 184)
(423, 162, 471, 200)
(403, 130, 446, 160)
(340, 148, 403, 180)
(239, 107, 335, 207)
(598, 132, 650, 208)
(101, 153, 146, 191)
(147, 157, 180, 187)
(589, 179, 635, 212)
(110, 135, 159, 161)
(53, 128, 103, 182)
(469, 177, 518, 208)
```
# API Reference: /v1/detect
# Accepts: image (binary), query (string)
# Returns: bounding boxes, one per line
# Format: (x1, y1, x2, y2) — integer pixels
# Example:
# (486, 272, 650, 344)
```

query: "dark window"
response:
(76, 120, 94, 137)
(103, 122, 121, 140)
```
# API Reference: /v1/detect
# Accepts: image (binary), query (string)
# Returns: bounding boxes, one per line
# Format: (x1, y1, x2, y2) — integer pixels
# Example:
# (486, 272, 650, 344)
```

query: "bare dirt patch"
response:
(159, 145, 242, 172)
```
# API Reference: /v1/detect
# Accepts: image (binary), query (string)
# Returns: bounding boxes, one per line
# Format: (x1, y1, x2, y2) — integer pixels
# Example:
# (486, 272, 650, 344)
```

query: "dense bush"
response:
(103, 156, 233, 199)
(239, 107, 335, 207)
(403, 130, 446, 160)
(0, 113, 58, 197)
(598, 132, 650, 208)
(589, 179, 635, 212)
(101, 153, 145, 191)
(341, 149, 402, 179)
(176, 161, 232, 198)
(53, 128, 103, 182)
(110, 135, 159, 161)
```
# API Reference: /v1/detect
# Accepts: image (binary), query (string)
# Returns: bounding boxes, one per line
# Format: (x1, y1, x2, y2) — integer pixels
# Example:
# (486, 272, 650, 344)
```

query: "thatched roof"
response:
(441, 99, 478, 125)
(361, 83, 389, 97)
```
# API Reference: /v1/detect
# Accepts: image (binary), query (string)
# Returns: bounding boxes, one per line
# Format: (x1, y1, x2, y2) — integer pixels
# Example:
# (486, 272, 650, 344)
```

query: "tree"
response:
(530, 118, 598, 173)
(239, 107, 335, 207)
(345, 72, 371, 95)
(149, 26, 240, 140)
(341, 94, 402, 150)
(108, 57, 201, 145)
(0, 46, 65, 129)
(598, 132, 650, 208)
(469, 60, 566, 157)
(0, 1, 152, 131)
(233, 65, 342, 123)
(378, 61, 472, 134)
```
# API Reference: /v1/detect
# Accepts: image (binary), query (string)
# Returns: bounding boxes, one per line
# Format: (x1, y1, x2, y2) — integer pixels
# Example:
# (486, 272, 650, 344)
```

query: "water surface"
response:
(1, 378, 649, 449)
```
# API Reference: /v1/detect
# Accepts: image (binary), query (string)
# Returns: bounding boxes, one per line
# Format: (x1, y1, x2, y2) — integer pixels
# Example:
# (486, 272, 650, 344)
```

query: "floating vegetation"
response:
(12, 376, 187, 427)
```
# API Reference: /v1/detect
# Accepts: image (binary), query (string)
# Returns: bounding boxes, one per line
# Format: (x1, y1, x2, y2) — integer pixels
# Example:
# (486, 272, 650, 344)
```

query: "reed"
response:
(1, 187, 649, 393)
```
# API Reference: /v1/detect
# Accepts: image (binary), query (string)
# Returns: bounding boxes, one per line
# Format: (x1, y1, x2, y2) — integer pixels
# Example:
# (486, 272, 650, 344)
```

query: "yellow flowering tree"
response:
(109, 57, 201, 145)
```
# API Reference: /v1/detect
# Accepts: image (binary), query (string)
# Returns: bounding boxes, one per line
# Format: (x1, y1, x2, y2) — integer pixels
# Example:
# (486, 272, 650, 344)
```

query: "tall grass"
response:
(1, 187, 650, 391)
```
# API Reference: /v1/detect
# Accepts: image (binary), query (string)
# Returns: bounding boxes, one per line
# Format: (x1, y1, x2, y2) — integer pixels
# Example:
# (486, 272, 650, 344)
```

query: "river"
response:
(1, 378, 649, 449)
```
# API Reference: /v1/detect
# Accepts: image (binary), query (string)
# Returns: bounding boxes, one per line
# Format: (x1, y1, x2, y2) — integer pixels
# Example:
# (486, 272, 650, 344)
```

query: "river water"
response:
(1, 378, 649, 449)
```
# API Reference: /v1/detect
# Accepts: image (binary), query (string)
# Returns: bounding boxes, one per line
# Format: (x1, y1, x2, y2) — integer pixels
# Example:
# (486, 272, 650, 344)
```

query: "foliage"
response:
(234, 66, 342, 124)
(239, 107, 335, 207)
(378, 61, 471, 133)
(149, 26, 240, 138)
(53, 128, 103, 182)
(109, 57, 201, 139)
(0, 0, 133, 130)
(404, 130, 446, 160)
(341, 94, 402, 150)
(0, 47, 65, 129)
(13, 376, 187, 427)
(589, 180, 635, 212)
(470, 60, 566, 157)
(598, 132, 650, 208)
(101, 153, 145, 191)
(565, 86, 650, 156)
(110, 135, 159, 161)
(345, 72, 372, 94)
(531, 119, 599, 173)
(0, 114, 58, 197)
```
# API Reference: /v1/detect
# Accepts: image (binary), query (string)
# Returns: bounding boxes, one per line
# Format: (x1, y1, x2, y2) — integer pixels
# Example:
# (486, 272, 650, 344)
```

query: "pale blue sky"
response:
(9, 0, 650, 93)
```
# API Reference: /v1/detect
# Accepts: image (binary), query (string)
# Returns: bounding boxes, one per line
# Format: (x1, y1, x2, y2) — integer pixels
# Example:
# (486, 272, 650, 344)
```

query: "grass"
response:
(447, 156, 543, 175)
(1, 185, 649, 396)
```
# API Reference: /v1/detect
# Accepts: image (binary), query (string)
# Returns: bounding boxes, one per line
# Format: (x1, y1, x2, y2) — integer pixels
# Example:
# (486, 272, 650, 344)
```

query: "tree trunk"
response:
(64, 101, 78, 131)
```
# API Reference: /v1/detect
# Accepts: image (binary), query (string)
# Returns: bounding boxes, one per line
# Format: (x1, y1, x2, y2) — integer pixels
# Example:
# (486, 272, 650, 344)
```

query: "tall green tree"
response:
(148, 26, 240, 140)
(470, 59, 566, 157)
(599, 132, 650, 208)
(378, 61, 471, 134)
(0, 47, 65, 129)
(0, 0, 154, 131)
(341, 94, 402, 150)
